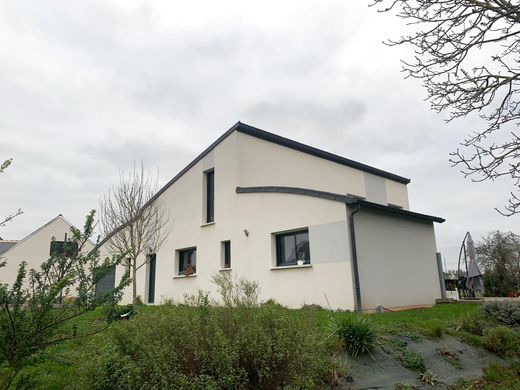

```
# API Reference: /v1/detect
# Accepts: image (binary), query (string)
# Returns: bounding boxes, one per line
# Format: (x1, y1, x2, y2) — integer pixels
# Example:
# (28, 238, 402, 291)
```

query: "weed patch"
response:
(400, 350, 426, 372)
(438, 347, 462, 369)
(420, 369, 438, 385)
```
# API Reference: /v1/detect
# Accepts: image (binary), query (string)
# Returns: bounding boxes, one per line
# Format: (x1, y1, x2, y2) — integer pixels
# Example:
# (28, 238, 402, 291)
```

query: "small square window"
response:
(178, 247, 197, 276)
(49, 240, 79, 257)
(275, 229, 310, 266)
(221, 241, 231, 269)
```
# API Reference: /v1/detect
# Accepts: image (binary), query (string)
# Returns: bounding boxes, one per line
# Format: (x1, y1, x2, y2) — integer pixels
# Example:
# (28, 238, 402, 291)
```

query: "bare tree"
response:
(100, 162, 169, 303)
(373, 0, 520, 215)
(0, 158, 22, 227)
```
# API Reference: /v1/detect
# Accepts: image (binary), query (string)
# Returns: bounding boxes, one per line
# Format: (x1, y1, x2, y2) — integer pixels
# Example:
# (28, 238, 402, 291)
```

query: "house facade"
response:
(99, 122, 444, 311)
(0, 215, 93, 286)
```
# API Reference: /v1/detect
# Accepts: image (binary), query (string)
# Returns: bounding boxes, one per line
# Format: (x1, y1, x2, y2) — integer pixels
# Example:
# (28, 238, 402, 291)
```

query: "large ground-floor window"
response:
(275, 229, 310, 266)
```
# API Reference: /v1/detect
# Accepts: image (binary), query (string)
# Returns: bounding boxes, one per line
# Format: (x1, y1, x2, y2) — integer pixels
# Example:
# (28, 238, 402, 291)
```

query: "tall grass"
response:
(329, 314, 379, 357)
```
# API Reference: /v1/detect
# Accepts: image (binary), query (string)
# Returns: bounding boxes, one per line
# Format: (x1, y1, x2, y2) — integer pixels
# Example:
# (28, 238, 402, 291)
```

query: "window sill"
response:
(270, 264, 312, 270)
(201, 222, 215, 227)
(173, 274, 197, 279)
(219, 268, 232, 272)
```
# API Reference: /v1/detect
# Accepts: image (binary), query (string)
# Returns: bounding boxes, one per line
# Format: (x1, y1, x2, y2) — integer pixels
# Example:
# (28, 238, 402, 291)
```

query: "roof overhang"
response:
(236, 186, 445, 223)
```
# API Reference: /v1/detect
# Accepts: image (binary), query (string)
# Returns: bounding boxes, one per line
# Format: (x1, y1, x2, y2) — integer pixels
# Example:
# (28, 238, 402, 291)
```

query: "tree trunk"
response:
(132, 260, 137, 304)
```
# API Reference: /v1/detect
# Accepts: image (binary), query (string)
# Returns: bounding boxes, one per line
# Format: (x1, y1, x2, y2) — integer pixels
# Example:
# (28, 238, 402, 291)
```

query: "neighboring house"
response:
(0, 215, 94, 286)
(0, 239, 18, 256)
(99, 122, 445, 311)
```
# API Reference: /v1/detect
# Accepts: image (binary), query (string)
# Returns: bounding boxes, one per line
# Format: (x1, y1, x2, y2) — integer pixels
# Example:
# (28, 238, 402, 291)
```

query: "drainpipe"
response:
(436, 252, 447, 299)
(346, 203, 362, 312)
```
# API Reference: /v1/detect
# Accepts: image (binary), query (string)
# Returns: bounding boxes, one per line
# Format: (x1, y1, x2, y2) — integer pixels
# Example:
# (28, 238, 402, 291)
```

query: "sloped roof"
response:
(98, 122, 412, 247)
(0, 214, 86, 257)
(0, 240, 18, 255)
(145, 122, 410, 209)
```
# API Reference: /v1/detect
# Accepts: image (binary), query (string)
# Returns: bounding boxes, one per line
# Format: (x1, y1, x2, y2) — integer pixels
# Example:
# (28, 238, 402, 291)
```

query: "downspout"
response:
(346, 203, 362, 312)
(436, 252, 447, 299)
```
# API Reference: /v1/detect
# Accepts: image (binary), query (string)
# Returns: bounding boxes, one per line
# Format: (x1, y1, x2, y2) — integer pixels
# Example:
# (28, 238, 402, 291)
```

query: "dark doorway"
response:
(148, 254, 156, 304)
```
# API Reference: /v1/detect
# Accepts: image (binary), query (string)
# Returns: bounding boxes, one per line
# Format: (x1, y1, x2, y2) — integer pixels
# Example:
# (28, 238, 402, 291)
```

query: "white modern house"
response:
(0, 215, 93, 286)
(98, 122, 445, 311)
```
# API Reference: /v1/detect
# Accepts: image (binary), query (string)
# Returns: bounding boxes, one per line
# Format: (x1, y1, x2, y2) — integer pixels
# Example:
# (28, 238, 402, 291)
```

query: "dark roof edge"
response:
(141, 122, 241, 212)
(97, 122, 242, 248)
(236, 186, 445, 223)
(357, 199, 445, 223)
(236, 122, 411, 184)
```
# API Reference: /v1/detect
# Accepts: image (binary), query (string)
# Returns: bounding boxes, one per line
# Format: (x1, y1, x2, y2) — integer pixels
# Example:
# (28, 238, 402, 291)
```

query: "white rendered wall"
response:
(102, 132, 356, 309)
(236, 132, 410, 209)
(101, 130, 423, 310)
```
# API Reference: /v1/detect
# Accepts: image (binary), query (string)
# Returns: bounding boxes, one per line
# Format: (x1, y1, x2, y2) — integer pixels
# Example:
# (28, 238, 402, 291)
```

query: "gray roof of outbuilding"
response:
(0, 240, 18, 255)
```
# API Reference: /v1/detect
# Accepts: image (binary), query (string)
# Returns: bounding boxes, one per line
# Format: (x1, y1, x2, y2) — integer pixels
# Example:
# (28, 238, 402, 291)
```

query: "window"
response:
(95, 265, 116, 298)
(178, 247, 197, 276)
(221, 241, 231, 269)
(49, 240, 79, 257)
(205, 170, 214, 223)
(275, 229, 310, 266)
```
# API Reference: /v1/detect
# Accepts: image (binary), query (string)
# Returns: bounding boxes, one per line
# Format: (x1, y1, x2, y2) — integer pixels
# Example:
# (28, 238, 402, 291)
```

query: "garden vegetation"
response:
(79, 273, 344, 390)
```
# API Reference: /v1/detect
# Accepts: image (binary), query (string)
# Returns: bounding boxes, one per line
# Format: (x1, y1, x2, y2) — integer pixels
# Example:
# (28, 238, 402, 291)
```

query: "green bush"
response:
(482, 326, 519, 357)
(459, 311, 488, 336)
(480, 300, 520, 326)
(80, 275, 342, 389)
(482, 363, 520, 386)
(460, 333, 483, 348)
(103, 304, 135, 323)
(483, 363, 510, 382)
(329, 314, 379, 357)
(423, 323, 444, 339)
(401, 350, 426, 372)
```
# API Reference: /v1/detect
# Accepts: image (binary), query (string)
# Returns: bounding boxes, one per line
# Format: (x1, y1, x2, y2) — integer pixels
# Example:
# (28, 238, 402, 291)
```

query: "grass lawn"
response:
(311, 302, 480, 334)
(7, 302, 516, 389)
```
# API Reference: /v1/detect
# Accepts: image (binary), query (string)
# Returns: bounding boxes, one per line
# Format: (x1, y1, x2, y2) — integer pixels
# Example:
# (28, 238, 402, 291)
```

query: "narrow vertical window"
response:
(206, 170, 214, 223)
(221, 240, 231, 269)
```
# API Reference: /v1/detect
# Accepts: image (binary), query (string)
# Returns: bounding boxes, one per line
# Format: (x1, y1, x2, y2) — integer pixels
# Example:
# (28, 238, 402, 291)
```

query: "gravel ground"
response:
(340, 335, 510, 389)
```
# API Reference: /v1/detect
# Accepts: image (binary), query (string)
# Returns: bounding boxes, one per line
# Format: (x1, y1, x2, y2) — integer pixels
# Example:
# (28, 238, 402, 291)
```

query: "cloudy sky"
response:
(0, 0, 517, 269)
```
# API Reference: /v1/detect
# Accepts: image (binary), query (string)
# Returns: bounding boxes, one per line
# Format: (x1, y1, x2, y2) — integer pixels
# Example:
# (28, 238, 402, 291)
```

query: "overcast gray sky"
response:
(0, 0, 517, 269)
